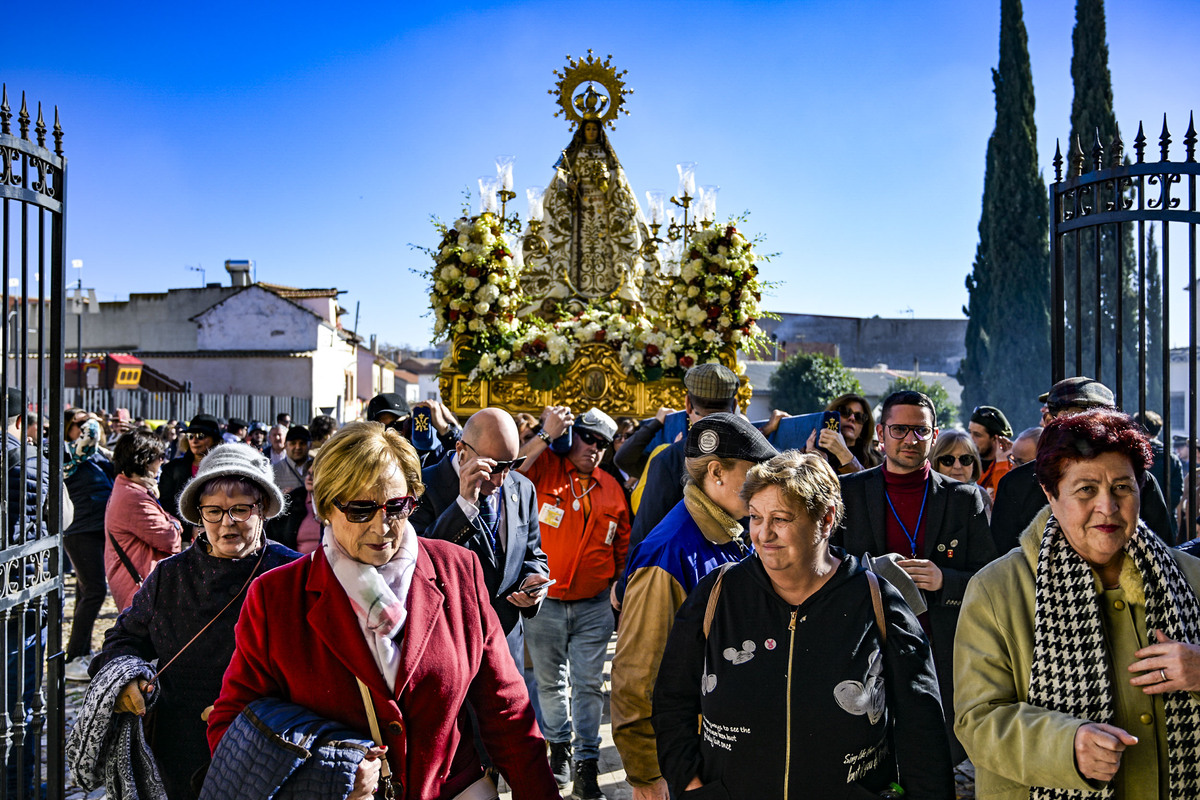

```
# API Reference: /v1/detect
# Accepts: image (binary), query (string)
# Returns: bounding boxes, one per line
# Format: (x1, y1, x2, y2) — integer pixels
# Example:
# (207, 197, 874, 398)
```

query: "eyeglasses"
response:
(1008, 453, 1032, 467)
(576, 430, 609, 448)
(186, 432, 211, 441)
(198, 503, 260, 524)
(886, 424, 934, 441)
(836, 408, 866, 424)
(936, 454, 975, 468)
(461, 440, 527, 473)
(333, 496, 419, 524)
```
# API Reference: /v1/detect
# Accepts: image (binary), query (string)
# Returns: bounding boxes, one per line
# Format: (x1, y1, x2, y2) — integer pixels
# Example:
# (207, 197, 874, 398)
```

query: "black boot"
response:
(548, 741, 572, 789)
(571, 758, 603, 800)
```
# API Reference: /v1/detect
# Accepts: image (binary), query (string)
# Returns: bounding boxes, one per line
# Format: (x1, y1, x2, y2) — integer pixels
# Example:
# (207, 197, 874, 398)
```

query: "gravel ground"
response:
(55, 580, 975, 799)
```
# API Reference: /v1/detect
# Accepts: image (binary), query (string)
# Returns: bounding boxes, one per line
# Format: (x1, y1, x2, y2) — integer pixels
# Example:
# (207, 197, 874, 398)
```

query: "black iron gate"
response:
(0, 84, 67, 799)
(1049, 114, 1199, 543)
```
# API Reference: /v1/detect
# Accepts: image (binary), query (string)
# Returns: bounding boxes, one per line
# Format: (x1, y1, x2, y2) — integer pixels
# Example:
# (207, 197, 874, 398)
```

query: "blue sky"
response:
(7, 0, 1198, 351)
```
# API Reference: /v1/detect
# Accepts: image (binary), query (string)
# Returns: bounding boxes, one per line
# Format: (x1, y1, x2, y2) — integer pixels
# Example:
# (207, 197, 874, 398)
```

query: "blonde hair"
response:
(684, 455, 742, 488)
(741, 451, 844, 529)
(311, 421, 424, 521)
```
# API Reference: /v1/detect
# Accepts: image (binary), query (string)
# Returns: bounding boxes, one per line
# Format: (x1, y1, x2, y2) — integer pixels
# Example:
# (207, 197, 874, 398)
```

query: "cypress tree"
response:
(1064, 0, 1140, 404)
(959, 0, 1049, 429)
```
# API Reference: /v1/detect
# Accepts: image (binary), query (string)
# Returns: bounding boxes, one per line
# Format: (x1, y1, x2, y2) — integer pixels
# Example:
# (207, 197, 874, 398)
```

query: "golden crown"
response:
(549, 50, 632, 130)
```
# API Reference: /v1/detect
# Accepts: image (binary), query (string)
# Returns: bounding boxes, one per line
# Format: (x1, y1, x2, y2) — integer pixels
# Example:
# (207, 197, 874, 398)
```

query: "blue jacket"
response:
(200, 697, 374, 800)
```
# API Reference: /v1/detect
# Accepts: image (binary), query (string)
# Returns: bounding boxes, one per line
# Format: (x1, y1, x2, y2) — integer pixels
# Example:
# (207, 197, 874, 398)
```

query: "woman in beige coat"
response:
(954, 409, 1200, 799)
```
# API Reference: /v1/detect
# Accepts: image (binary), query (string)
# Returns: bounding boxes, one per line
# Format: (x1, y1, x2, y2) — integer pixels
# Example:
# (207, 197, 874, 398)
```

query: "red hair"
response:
(1035, 409, 1153, 498)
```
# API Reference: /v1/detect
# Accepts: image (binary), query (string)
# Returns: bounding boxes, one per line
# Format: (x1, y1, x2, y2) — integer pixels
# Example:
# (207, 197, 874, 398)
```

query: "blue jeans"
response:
(523, 592, 614, 760)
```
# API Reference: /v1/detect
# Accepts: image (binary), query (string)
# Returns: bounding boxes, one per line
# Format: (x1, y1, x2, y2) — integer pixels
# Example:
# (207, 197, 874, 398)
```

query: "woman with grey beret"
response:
(74, 443, 301, 800)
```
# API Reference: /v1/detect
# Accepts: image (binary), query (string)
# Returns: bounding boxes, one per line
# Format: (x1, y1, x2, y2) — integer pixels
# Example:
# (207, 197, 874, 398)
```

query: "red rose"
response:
(467, 267, 481, 278)
(679, 355, 694, 368)
(449, 310, 459, 321)
(594, 330, 607, 342)
(725, 225, 736, 238)
(707, 306, 721, 318)
(689, 249, 701, 260)
(646, 344, 660, 357)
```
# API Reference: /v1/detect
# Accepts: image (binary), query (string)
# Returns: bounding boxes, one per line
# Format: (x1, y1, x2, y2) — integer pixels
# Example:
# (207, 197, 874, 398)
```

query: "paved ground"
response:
(58, 581, 975, 799)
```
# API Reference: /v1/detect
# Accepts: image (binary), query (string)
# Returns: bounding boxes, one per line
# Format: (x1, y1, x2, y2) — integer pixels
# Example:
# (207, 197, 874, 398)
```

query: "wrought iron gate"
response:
(1049, 114, 1200, 543)
(0, 84, 67, 799)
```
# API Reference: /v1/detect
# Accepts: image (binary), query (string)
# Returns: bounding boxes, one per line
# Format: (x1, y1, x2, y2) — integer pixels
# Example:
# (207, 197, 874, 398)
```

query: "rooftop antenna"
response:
(187, 264, 205, 287)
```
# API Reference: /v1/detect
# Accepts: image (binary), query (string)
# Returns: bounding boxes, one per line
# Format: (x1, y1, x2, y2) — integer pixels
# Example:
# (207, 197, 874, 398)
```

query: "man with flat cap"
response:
(518, 406, 630, 798)
(409, 407, 550, 668)
(990, 376, 1176, 552)
(621, 363, 741, 552)
(967, 404, 1013, 498)
(159, 413, 221, 528)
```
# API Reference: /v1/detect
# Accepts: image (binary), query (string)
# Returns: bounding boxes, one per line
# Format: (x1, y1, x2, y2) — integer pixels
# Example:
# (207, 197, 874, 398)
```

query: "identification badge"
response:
(539, 502, 564, 528)
(605, 520, 618, 545)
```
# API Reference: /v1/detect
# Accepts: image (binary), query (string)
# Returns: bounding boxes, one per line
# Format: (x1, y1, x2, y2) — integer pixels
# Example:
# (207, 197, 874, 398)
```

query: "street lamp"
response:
(71, 259, 82, 386)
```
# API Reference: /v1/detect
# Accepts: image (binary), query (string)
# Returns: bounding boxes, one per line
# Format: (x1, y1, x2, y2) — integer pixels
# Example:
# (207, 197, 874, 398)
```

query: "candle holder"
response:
(524, 219, 550, 258)
(639, 222, 665, 260)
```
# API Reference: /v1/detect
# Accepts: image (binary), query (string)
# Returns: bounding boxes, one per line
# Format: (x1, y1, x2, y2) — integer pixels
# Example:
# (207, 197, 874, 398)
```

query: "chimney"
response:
(225, 259, 253, 287)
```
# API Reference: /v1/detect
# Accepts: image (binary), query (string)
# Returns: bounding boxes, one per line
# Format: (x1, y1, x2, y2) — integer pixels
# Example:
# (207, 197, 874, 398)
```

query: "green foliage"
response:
(769, 352, 862, 416)
(959, 0, 1050, 430)
(884, 376, 958, 429)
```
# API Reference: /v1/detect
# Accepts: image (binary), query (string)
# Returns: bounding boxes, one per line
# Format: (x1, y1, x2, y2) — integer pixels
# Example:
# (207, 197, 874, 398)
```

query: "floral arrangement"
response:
(663, 223, 773, 367)
(426, 214, 772, 387)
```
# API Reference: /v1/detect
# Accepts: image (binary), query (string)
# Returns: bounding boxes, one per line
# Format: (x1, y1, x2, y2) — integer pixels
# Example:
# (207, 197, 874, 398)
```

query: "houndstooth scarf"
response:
(66, 655, 167, 800)
(1027, 515, 1200, 799)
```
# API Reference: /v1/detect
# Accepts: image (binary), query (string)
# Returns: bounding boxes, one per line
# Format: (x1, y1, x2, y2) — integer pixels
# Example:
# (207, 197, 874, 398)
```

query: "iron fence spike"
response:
(0, 84, 9, 136)
(1053, 139, 1063, 182)
(1159, 114, 1171, 161)
(1091, 127, 1105, 171)
(18, 91, 29, 139)
(53, 106, 63, 157)
(1134, 121, 1147, 163)
(1072, 134, 1086, 175)
(1109, 129, 1123, 168)
(1185, 112, 1197, 163)
(35, 102, 46, 148)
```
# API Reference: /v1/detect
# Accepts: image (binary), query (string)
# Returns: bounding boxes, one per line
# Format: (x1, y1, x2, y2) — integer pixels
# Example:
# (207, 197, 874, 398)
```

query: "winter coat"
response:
(953, 507, 1200, 799)
(653, 549, 954, 799)
(91, 540, 300, 800)
(104, 474, 183, 611)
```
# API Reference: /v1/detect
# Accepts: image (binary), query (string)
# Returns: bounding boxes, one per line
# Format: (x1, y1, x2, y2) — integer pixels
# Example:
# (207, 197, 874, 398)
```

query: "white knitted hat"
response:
(177, 442, 286, 524)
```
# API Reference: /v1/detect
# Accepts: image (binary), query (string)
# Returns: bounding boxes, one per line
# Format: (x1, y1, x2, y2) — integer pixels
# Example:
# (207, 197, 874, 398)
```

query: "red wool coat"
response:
(207, 538, 558, 800)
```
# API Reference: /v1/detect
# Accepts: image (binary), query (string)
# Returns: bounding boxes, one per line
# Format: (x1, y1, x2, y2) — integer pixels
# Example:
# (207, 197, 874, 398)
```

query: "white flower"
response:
(487, 272, 500, 284)
(687, 285, 700, 298)
(686, 306, 708, 326)
(718, 315, 731, 327)
(497, 294, 511, 308)
(474, 301, 490, 315)
(478, 353, 495, 372)
(461, 250, 476, 264)
(719, 290, 731, 304)
(497, 349, 511, 362)
(463, 277, 480, 291)
(702, 329, 718, 343)
(468, 319, 482, 331)
(662, 351, 678, 369)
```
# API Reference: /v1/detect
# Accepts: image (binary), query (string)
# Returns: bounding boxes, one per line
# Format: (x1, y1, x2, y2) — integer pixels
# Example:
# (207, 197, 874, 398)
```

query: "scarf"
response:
(321, 525, 418, 692)
(65, 419, 102, 479)
(682, 482, 744, 546)
(1027, 515, 1200, 799)
(66, 655, 167, 800)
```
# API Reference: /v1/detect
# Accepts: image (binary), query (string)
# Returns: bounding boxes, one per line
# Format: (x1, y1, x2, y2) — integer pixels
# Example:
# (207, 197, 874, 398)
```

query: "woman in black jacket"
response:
(652, 451, 953, 799)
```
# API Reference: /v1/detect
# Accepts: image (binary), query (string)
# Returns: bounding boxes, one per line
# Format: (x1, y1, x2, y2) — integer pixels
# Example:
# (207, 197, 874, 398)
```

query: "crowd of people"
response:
(2, 366, 1188, 800)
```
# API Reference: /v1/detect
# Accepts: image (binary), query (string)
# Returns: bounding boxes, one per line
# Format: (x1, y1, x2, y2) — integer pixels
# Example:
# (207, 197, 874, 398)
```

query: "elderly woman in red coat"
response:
(207, 421, 558, 800)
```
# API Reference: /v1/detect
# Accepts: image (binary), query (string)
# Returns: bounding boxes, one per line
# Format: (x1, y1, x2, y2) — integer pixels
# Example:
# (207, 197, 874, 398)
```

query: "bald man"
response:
(409, 407, 551, 668)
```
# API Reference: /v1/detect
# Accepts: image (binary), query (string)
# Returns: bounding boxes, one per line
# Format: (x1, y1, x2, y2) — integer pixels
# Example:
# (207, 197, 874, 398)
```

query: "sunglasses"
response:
(461, 440, 527, 473)
(333, 496, 419, 524)
(837, 408, 866, 424)
(885, 424, 934, 441)
(576, 430, 609, 448)
(936, 454, 975, 468)
(186, 432, 212, 441)
(199, 503, 260, 524)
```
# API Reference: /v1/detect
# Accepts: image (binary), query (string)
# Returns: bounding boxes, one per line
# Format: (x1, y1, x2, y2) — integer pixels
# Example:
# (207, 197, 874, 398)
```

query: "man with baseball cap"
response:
(967, 405, 1014, 497)
(366, 393, 462, 468)
(517, 405, 630, 798)
(159, 413, 222, 527)
(990, 376, 1176, 551)
(623, 363, 741, 552)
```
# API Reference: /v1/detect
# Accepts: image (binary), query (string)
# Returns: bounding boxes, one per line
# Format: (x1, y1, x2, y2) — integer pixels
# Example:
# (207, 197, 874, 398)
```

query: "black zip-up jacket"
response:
(652, 549, 954, 799)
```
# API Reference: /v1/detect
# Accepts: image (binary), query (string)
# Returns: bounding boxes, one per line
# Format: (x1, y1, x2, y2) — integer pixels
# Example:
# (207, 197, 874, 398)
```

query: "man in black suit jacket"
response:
(410, 407, 550, 669)
(833, 391, 996, 766)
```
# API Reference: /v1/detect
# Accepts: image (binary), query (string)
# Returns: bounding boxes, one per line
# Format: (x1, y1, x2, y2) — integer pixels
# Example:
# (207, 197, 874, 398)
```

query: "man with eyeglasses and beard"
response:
(409, 407, 551, 668)
(158, 413, 222, 532)
(834, 390, 996, 768)
(517, 406, 630, 799)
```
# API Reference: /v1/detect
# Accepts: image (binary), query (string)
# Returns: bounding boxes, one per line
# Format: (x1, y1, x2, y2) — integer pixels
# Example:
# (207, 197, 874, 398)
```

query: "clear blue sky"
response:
(7, 0, 1198, 351)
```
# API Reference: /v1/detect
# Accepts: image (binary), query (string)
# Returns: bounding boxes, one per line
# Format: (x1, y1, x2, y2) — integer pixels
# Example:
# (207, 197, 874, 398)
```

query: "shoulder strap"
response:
(702, 562, 736, 639)
(108, 533, 144, 586)
(865, 570, 887, 645)
(356, 678, 394, 787)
